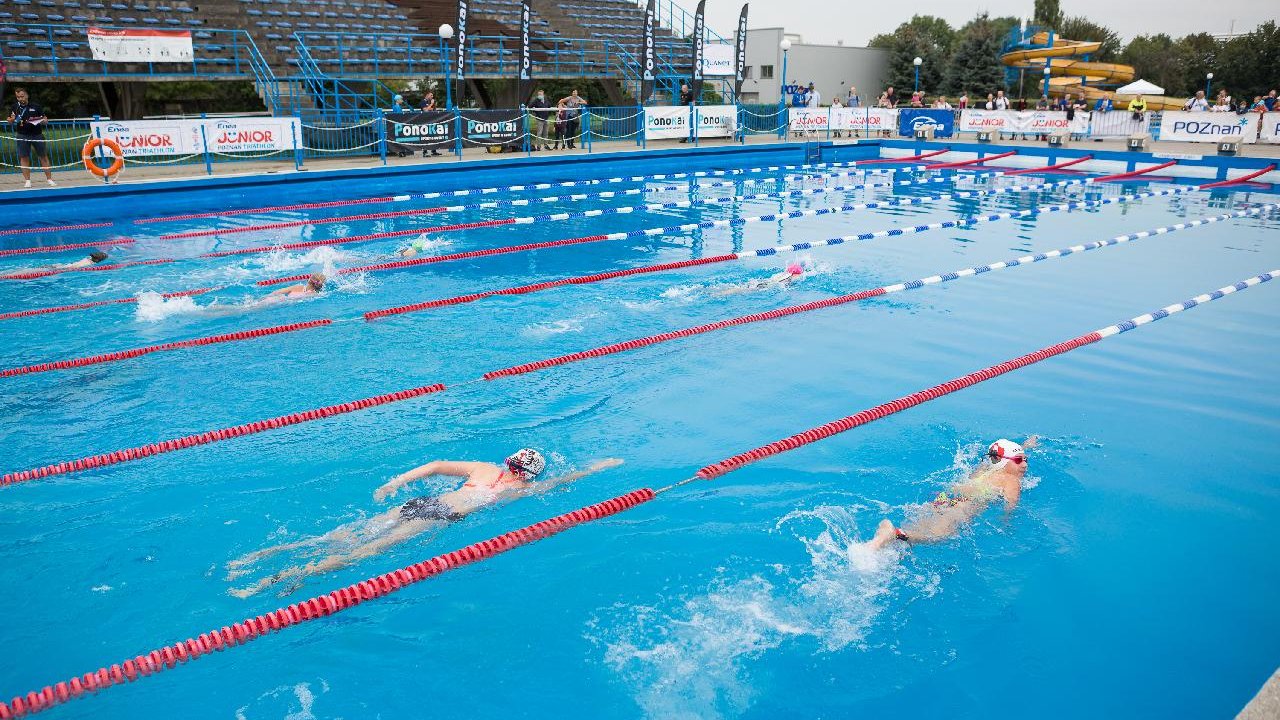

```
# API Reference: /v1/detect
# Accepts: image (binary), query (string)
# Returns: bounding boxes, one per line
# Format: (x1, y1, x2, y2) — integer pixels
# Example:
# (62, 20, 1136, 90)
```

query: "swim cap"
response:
(308, 272, 326, 290)
(411, 235, 429, 251)
(89, 251, 108, 263)
(786, 262, 803, 275)
(988, 439, 1025, 465)
(506, 448, 546, 479)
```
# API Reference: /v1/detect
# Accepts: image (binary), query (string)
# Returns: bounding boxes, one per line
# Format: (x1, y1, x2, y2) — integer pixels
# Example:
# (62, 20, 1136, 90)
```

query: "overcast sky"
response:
(703, 0, 1274, 46)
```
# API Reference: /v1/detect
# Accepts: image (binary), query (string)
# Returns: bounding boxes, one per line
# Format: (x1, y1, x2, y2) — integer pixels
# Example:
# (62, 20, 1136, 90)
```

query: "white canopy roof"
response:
(1115, 79, 1166, 95)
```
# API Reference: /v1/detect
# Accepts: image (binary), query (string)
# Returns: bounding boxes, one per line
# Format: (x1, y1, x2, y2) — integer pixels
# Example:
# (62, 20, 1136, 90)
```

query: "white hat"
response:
(988, 439, 1026, 466)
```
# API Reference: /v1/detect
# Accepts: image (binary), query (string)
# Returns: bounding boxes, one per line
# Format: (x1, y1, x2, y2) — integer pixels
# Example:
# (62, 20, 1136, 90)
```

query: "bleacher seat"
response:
(141, 16, 158, 23)
(19, 11, 38, 18)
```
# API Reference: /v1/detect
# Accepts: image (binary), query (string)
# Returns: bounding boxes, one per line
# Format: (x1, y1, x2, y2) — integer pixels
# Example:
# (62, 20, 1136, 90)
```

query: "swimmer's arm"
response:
(1001, 476, 1022, 510)
(374, 461, 494, 501)
(523, 458, 624, 495)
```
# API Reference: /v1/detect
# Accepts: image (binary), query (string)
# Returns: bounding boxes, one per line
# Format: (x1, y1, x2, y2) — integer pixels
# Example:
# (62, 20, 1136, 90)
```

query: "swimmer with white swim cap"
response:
(717, 262, 806, 295)
(864, 436, 1038, 550)
(228, 449, 623, 597)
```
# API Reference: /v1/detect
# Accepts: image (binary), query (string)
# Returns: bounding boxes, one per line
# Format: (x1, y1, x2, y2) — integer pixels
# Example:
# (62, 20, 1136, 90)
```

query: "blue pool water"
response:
(1, 152, 1278, 718)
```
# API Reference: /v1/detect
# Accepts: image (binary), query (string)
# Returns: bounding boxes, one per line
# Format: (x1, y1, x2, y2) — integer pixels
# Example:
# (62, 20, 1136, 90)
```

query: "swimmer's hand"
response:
(588, 458, 624, 472)
(1022, 435, 1039, 450)
(373, 478, 406, 503)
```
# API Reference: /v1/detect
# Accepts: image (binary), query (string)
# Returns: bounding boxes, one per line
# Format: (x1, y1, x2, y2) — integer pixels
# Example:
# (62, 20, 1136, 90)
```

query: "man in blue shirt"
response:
(1264, 90, 1277, 112)
(8, 87, 56, 188)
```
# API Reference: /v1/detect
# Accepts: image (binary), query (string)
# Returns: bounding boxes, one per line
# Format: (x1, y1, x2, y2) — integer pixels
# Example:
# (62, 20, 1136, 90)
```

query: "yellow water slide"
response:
(1001, 32, 1185, 110)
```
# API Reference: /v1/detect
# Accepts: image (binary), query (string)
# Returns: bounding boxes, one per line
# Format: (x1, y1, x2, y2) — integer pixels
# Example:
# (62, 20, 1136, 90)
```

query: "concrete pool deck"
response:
(1238, 668, 1280, 719)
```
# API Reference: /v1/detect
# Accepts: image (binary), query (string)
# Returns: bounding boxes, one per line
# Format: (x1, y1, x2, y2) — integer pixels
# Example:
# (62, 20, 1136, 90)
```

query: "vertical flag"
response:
(641, 0, 655, 103)
(691, 0, 705, 100)
(455, 0, 468, 105)
(518, 0, 531, 102)
(733, 4, 748, 100)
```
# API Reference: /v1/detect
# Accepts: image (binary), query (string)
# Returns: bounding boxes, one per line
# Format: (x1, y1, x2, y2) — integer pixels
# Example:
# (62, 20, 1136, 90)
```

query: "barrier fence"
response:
(5, 108, 1280, 177)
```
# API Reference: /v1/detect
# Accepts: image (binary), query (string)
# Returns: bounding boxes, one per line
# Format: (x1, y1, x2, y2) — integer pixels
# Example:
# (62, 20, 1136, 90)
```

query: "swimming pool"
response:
(1, 145, 1278, 718)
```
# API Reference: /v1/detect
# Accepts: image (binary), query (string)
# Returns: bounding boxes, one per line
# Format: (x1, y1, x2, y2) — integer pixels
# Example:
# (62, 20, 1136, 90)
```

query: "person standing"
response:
(678, 81, 695, 143)
(557, 89, 586, 149)
(846, 86, 860, 108)
(958, 92, 969, 110)
(417, 91, 442, 157)
(8, 88, 55, 189)
(1184, 90, 1209, 111)
(994, 90, 1009, 110)
(1128, 94, 1147, 121)
(527, 89, 553, 151)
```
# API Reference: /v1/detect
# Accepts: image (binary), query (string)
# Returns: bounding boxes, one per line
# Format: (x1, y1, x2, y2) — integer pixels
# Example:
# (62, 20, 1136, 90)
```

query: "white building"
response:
(738, 28, 889, 106)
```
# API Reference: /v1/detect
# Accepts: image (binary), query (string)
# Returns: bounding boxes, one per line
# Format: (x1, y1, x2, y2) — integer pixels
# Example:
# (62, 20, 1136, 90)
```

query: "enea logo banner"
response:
(90, 118, 298, 156)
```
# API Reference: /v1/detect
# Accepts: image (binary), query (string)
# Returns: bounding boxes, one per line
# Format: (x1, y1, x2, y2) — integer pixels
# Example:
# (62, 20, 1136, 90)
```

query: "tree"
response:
(1057, 16, 1121, 62)
(882, 27, 946, 95)
(1121, 34, 1182, 93)
(1215, 21, 1280, 101)
(1033, 0, 1062, 30)
(944, 14, 1007, 97)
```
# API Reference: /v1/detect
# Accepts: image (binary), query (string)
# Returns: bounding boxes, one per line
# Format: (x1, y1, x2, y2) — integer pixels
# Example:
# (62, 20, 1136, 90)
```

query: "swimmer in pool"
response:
(716, 263, 805, 295)
(227, 449, 623, 597)
(394, 234, 436, 258)
(0, 250, 109, 277)
(263, 272, 326, 300)
(863, 437, 1037, 550)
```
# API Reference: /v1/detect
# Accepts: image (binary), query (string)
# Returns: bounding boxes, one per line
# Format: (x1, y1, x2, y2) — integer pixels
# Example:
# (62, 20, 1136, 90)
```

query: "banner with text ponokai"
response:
(385, 111, 456, 152)
(641, 0, 655, 103)
(462, 109, 524, 148)
(733, 4, 748, 100)
(455, 0, 468, 103)
(1160, 111, 1261, 144)
(518, 0, 531, 102)
(645, 106, 735, 139)
(898, 108, 955, 138)
(690, 0, 705, 99)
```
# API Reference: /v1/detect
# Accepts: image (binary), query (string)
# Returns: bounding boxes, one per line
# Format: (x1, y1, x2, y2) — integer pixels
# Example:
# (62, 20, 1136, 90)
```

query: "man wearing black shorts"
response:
(8, 88, 56, 188)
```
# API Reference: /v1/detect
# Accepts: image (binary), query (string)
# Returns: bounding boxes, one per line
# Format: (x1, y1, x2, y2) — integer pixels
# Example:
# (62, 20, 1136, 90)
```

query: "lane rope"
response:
(0, 259, 175, 282)
(0, 320, 331, 378)
(4, 268, 1274, 718)
(0, 222, 114, 238)
(0, 289, 218, 323)
(0, 239, 134, 259)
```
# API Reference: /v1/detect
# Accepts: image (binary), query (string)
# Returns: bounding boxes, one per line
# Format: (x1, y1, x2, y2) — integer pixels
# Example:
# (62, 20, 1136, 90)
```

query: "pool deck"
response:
(1238, 667, 1280, 719)
(4, 134, 1279, 194)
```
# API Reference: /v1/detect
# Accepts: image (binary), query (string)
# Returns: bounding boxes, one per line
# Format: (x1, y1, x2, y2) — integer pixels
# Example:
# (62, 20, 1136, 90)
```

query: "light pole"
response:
(438, 24, 455, 109)
(1042, 65, 1052, 100)
(913, 56, 922, 93)
(1205, 72, 1214, 99)
(779, 38, 791, 107)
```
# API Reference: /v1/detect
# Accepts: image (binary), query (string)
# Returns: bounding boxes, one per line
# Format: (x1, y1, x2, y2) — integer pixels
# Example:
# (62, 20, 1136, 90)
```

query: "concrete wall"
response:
(739, 27, 888, 106)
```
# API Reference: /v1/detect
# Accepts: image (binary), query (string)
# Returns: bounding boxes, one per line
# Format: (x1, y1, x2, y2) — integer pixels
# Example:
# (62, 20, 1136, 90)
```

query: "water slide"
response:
(1001, 31, 1185, 110)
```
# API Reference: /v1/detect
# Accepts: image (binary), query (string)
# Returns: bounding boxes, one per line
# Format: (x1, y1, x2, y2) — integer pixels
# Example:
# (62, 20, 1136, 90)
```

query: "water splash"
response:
(133, 290, 203, 322)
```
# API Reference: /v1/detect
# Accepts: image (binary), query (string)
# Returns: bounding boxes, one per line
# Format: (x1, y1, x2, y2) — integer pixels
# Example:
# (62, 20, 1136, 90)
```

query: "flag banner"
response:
(690, 0, 705, 99)
(518, 0, 531, 101)
(200, 117, 300, 153)
(385, 111, 456, 152)
(733, 4, 748, 99)
(89, 119, 201, 156)
(1259, 113, 1280, 144)
(87, 27, 193, 63)
(455, 0, 468, 82)
(640, 0, 655, 103)
(788, 107, 897, 133)
(695, 104, 736, 137)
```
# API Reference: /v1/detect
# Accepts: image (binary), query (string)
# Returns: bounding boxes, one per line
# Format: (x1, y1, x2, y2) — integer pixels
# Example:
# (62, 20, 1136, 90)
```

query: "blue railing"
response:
(0, 24, 267, 80)
(636, 0, 727, 43)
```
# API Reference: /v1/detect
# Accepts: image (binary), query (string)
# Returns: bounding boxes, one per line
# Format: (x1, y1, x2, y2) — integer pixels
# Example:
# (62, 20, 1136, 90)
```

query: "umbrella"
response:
(1115, 79, 1165, 95)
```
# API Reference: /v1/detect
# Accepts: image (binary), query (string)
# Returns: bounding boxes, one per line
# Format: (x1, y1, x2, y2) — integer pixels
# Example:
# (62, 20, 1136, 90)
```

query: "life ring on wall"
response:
(82, 137, 125, 178)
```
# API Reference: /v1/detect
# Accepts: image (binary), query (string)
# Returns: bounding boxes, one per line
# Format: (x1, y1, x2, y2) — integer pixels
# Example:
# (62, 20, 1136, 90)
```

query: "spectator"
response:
(830, 95, 844, 137)
(1264, 90, 1278, 112)
(527, 89, 553, 152)
(884, 86, 897, 108)
(958, 92, 969, 109)
(1250, 95, 1267, 114)
(1036, 96, 1050, 110)
(846, 86, 860, 108)
(1128, 95, 1147, 121)
(909, 91, 923, 108)
(1093, 97, 1113, 112)
(932, 96, 952, 110)
(391, 94, 406, 112)
(678, 82, 695, 143)
(417, 92, 443, 157)
(1015, 97, 1027, 111)
(877, 92, 891, 108)
(1211, 92, 1232, 112)
(984, 93, 996, 110)
(557, 89, 586, 149)
(994, 90, 1009, 110)
(1184, 90, 1209, 111)
(806, 82, 821, 108)
(1064, 94, 1084, 139)
(8, 87, 55, 189)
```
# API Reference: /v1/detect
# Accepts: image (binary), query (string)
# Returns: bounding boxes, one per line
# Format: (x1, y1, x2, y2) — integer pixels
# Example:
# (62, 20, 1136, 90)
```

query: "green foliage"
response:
(1057, 16, 1121, 62)
(1120, 34, 1183, 93)
(1033, 0, 1062, 30)
(1214, 21, 1280, 101)
(944, 14, 1007, 97)
(883, 27, 946, 95)
(3, 80, 265, 118)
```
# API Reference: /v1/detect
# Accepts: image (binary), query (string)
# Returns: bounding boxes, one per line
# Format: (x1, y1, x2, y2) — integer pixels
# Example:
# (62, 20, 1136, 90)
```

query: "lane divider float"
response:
(0, 239, 135, 259)
(0, 319, 331, 378)
(0, 259, 175, 282)
(0, 289, 218, 322)
(4, 267, 1273, 719)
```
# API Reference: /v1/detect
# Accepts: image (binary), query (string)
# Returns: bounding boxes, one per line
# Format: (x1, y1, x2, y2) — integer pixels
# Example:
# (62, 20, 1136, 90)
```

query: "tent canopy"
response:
(1115, 79, 1166, 95)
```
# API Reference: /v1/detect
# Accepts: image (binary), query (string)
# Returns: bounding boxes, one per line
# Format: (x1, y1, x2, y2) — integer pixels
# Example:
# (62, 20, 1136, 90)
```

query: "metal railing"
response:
(1, 24, 266, 80)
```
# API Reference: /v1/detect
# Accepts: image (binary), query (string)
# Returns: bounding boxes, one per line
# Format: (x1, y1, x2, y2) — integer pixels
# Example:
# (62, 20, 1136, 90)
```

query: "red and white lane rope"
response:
(0, 289, 218, 323)
(0, 319, 331, 378)
(0, 222, 114, 238)
(261, 176, 1088, 286)
(363, 185, 1191, 319)
(2, 269, 1273, 719)
(0, 259, 175, 282)
(0, 239, 135, 259)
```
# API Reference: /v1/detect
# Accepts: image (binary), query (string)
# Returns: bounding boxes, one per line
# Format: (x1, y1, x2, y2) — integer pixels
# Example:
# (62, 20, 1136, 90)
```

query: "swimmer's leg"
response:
(897, 506, 973, 545)
(228, 518, 436, 598)
(226, 513, 393, 579)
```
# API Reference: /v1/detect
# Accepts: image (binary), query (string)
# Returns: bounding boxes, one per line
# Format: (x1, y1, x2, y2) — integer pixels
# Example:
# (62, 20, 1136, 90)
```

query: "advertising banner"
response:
(87, 28, 193, 63)
(696, 104, 736, 137)
(461, 109, 523, 147)
(517, 0, 531, 101)
(701, 44, 734, 76)
(1259, 112, 1280, 143)
(385, 110, 455, 151)
(200, 117, 299, 153)
(1160, 111, 1260, 144)
(788, 107, 897, 133)
(690, 0, 705, 99)
(89, 119, 200, 157)
(645, 106, 689, 139)
(733, 4, 748, 99)
(958, 109, 1088, 136)
(897, 108, 954, 138)
(640, 0, 655, 103)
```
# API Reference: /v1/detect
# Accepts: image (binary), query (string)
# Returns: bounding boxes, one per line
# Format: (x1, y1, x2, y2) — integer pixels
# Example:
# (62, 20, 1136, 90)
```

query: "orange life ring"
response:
(82, 137, 124, 177)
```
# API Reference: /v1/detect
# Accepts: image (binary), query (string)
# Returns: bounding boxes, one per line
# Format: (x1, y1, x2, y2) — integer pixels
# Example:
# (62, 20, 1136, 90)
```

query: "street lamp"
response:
(1042, 65, 1052, 100)
(439, 23, 455, 108)
(1205, 72, 1214, 99)
(779, 38, 791, 108)
(913, 56, 922, 93)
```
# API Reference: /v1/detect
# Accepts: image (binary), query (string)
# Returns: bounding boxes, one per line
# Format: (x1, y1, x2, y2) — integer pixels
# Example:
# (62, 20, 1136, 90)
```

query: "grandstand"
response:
(0, 0, 716, 116)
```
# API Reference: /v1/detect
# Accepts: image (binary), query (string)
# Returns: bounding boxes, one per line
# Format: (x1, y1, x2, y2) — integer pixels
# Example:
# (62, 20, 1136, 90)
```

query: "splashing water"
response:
(253, 246, 356, 275)
(521, 316, 590, 339)
(134, 290, 203, 322)
(598, 504, 933, 719)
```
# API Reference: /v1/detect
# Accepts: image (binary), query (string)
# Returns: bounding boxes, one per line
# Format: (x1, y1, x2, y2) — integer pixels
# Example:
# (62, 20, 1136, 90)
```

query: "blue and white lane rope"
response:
(1096, 271, 1278, 336)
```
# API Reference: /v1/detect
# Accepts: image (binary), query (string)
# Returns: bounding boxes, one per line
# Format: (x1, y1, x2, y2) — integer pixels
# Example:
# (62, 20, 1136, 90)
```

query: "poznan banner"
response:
(1160, 111, 1260, 144)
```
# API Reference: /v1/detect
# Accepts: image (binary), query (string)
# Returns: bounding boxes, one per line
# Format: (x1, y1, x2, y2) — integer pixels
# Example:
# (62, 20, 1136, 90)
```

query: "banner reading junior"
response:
(87, 28, 193, 63)
(958, 109, 1088, 136)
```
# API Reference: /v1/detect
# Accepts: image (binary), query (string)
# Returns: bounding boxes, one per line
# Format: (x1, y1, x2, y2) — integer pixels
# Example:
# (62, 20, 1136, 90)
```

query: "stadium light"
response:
(913, 56, 922, 92)
(439, 24, 454, 39)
